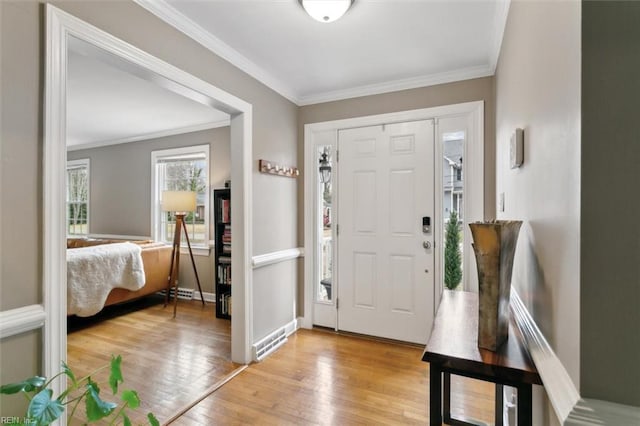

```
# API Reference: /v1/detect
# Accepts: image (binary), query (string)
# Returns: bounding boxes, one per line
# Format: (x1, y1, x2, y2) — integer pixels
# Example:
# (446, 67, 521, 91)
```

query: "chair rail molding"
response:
(510, 288, 640, 425)
(252, 248, 304, 269)
(0, 305, 46, 339)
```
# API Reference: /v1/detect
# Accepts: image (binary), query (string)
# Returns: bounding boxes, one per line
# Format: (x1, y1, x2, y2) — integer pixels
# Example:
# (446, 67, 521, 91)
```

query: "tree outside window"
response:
(152, 146, 209, 247)
(67, 159, 89, 235)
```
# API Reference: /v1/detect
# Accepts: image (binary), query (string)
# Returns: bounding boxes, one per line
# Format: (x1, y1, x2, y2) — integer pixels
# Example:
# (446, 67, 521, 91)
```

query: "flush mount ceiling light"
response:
(299, 0, 354, 23)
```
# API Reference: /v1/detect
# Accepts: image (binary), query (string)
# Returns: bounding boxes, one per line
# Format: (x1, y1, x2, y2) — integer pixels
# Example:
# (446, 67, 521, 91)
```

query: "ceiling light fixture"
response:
(299, 0, 354, 23)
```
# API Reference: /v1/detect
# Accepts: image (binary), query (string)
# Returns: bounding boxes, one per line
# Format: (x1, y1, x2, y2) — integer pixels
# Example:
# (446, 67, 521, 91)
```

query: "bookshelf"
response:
(214, 188, 231, 319)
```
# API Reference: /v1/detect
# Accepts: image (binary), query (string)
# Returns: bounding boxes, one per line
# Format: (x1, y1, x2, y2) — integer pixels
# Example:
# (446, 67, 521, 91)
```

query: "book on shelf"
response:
(217, 263, 232, 285)
(220, 293, 232, 316)
(220, 199, 230, 223)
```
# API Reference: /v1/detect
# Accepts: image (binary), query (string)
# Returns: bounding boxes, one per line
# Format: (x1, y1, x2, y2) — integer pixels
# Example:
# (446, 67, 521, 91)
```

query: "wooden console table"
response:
(422, 290, 542, 425)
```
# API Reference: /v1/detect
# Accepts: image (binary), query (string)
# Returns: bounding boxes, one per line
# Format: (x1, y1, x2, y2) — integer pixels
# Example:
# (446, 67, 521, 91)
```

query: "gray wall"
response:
(0, 0, 42, 414)
(55, 0, 299, 342)
(581, 1, 640, 406)
(0, 0, 298, 395)
(297, 76, 496, 316)
(495, 1, 580, 423)
(68, 127, 230, 294)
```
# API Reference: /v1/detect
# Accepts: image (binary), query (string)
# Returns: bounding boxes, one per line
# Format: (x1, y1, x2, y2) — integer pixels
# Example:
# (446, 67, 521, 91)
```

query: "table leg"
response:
(429, 363, 442, 425)
(443, 371, 452, 424)
(495, 384, 504, 426)
(517, 384, 532, 426)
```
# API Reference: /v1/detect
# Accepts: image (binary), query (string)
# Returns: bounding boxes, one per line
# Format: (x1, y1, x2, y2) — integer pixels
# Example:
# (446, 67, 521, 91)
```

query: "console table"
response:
(422, 290, 542, 425)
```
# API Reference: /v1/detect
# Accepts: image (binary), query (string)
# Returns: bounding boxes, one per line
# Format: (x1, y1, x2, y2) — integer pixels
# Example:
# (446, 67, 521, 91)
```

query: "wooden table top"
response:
(422, 290, 542, 385)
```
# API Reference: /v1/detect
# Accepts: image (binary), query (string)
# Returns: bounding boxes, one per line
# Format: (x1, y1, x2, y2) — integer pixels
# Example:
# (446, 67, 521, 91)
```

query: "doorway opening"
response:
(44, 6, 254, 415)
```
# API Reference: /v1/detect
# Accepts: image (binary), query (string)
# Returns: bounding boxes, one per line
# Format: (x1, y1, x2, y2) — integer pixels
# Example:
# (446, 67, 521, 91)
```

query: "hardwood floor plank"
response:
(66, 297, 239, 425)
(173, 329, 495, 425)
(68, 300, 496, 424)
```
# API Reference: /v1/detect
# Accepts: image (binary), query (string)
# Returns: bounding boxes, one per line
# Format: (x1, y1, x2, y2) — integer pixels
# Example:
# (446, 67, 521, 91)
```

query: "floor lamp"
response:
(162, 190, 206, 317)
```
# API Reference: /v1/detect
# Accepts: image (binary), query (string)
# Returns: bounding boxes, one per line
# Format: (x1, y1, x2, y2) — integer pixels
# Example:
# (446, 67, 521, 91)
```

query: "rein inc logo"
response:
(1, 418, 35, 425)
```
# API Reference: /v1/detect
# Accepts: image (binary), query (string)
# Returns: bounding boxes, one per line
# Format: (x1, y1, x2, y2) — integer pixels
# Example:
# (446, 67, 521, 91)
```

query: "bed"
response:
(67, 238, 172, 317)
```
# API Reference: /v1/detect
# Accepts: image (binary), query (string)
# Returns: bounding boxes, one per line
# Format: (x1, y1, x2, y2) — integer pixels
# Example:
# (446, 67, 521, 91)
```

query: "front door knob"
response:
(423, 241, 432, 249)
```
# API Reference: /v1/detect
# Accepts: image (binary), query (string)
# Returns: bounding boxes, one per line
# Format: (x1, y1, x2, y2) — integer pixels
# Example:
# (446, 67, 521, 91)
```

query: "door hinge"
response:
(336, 224, 340, 236)
(336, 298, 339, 309)
(336, 149, 339, 162)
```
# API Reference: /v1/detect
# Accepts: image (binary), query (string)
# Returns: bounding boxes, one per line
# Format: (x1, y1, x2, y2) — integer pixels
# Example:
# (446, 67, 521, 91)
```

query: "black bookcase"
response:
(214, 188, 231, 319)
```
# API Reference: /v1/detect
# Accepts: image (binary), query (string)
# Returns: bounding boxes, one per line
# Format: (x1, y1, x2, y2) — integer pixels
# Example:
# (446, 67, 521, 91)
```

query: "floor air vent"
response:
(160, 287, 194, 300)
(253, 327, 288, 361)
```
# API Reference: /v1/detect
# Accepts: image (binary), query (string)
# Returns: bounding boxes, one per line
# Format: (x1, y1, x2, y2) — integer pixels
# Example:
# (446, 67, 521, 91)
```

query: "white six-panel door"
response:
(337, 120, 435, 344)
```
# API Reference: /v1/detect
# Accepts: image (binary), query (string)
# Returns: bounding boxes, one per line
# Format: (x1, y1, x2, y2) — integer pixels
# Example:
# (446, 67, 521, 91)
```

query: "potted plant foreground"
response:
(0, 355, 158, 426)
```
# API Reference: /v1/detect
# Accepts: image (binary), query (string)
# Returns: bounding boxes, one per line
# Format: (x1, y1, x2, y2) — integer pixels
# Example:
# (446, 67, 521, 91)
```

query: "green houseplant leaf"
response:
(121, 389, 140, 409)
(147, 412, 160, 426)
(85, 379, 117, 421)
(1, 356, 155, 425)
(61, 361, 77, 387)
(27, 388, 65, 425)
(0, 376, 46, 394)
(109, 354, 123, 394)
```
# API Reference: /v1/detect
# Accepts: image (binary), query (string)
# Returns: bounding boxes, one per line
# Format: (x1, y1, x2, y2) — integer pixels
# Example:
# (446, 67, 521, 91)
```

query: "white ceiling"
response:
(67, 38, 229, 150)
(67, 0, 509, 149)
(144, 0, 509, 105)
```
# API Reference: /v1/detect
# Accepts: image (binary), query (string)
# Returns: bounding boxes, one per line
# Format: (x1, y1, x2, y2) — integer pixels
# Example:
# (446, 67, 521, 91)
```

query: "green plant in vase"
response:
(0, 355, 158, 426)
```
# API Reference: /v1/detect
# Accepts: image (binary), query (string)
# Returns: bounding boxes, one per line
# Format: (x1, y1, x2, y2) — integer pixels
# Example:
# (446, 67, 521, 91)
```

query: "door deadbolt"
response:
(423, 241, 432, 249)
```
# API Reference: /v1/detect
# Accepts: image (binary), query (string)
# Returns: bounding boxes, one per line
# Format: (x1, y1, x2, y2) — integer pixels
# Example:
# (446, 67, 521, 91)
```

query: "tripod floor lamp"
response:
(162, 190, 206, 317)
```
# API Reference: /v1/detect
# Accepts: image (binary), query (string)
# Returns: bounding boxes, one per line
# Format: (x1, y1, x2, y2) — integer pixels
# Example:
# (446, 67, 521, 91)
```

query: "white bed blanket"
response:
(67, 242, 145, 317)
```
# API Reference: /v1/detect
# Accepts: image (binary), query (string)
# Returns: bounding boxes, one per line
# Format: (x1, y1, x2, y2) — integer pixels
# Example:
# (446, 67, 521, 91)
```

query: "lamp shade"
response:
(299, 0, 353, 23)
(162, 190, 196, 212)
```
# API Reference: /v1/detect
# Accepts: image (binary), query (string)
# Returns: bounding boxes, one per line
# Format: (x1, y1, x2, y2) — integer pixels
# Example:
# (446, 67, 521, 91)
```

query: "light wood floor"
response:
(67, 297, 240, 425)
(172, 328, 496, 425)
(68, 299, 496, 425)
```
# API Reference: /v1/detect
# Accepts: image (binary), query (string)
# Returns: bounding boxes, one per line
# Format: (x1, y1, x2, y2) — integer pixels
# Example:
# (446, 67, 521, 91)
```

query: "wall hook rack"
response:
(258, 159, 299, 178)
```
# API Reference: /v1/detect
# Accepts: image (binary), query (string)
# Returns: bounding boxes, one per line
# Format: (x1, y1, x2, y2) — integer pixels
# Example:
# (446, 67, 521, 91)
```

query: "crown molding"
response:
(67, 119, 229, 151)
(133, 0, 299, 104)
(135, 0, 503, 107)
(298, 65, 494, 106)
(488, 0, 511, 73)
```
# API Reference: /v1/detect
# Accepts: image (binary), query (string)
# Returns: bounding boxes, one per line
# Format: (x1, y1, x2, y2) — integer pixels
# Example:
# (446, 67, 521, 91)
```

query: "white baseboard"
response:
(511, 288, 640, 425)
(0, 304, 46, 339)
(200, 291, 216, 303)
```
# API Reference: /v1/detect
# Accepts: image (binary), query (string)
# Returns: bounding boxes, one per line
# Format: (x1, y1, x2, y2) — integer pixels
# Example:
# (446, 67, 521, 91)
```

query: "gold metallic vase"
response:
(469, 220, 522, 351)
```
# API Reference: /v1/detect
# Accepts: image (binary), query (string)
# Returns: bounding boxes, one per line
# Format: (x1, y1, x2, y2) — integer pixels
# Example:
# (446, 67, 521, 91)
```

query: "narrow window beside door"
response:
(442, 131, 464, 291)
(317, 146, 333, 303)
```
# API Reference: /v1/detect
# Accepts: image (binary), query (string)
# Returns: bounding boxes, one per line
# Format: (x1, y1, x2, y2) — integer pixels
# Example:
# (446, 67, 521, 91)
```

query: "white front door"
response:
(337, 120, 435, 344)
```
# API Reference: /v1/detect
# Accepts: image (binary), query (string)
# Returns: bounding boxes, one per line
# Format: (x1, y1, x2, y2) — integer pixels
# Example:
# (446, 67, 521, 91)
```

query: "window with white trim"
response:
(66, 159, 90, 236)
(151, 145, 209, 247)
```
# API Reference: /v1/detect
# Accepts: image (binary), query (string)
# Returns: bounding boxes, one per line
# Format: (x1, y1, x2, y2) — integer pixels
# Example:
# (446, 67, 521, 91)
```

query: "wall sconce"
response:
(319, 152, 332, 183)
(258, 159, 299, 178)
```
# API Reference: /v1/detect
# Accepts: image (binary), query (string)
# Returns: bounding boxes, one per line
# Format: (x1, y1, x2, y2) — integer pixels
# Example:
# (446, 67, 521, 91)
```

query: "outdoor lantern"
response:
(319, 152, 332, 183)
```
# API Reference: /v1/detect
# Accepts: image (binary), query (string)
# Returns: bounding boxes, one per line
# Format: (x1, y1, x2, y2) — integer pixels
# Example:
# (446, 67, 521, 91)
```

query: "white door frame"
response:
(302, 101, 484, 329)
(44, 5, 254, 406)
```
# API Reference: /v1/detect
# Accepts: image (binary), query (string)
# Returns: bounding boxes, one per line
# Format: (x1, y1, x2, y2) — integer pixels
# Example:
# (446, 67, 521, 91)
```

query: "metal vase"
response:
(469, 220, 522, 351)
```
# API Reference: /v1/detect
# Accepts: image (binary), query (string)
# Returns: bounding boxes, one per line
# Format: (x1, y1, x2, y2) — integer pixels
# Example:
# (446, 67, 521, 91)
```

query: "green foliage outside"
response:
(0, 355, 158, 426)
(444, 210, 462, 290)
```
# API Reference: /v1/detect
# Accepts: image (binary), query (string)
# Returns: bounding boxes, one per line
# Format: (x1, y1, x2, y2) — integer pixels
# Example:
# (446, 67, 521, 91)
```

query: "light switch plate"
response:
(510, 128, 524, 169)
